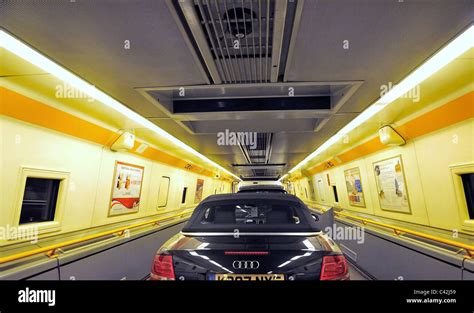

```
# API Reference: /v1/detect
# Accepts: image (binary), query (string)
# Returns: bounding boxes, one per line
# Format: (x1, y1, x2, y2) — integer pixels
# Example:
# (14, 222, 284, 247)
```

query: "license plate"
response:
(209, 274, 285, 281)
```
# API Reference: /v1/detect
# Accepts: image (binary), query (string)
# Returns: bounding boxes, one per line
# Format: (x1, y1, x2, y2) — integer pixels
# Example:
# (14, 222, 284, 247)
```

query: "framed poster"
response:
(344, 167, 366, 207)
(109, 161, 144, 217)
(373, 155, 411, 214)
(194, 179, 204, 203)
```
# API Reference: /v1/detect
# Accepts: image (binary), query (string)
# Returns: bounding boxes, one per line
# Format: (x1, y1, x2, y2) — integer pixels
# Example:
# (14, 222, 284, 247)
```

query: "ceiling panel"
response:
(189, 118, 319, 133)
(2, 0, 471, 179)
(285, 0, 473, 114)
(0, 0, 209, 118)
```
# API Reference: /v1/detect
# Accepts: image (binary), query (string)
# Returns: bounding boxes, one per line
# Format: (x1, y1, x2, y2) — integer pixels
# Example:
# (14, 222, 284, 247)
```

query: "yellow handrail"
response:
(0, 209, 194, 265)
(309, 204, 474, 257)
(3, 203, 472, 264)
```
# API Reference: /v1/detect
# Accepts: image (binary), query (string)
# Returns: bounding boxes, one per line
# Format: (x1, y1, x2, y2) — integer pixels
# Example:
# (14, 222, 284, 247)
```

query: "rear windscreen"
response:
(201, 203, 300, 225)
(182, 199, 320, 233)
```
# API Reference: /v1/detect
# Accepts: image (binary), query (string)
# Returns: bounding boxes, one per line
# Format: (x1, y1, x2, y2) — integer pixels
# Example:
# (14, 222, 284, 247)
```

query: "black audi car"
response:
(150, 193, 349, 281)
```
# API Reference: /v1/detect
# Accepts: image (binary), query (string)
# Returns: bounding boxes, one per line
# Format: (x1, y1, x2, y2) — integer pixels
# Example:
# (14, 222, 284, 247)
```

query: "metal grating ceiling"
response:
(236, 132, 280, 179)
(173, 0, 290, 84)
(239, 132, 272, 164)
(195, 0, 274, 84)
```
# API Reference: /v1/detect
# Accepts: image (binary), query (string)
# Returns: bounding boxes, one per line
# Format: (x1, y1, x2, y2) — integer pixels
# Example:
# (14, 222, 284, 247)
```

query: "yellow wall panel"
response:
(297, 87, 474, 233)
(1, 116, 102, 234)
(411, 119, 473, 231)
(0, 116, 231, 246)
(299, 114, 473, 232)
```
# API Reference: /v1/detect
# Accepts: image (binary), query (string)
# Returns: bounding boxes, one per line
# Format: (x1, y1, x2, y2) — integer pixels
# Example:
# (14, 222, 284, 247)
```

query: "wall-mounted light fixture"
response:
(0, 29, 241, 181)
(379, 125, 406, 146)
(281, 24, 474, 180)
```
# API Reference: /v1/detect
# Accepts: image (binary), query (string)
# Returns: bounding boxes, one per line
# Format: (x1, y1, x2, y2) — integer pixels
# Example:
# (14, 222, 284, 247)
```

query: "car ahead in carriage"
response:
(150, 193, 349, 281)
(237, 184, 287, 194)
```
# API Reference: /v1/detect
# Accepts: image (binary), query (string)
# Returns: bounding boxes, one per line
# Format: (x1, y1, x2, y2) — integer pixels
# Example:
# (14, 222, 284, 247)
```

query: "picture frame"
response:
(108, 161, 144, 217)
(372, 155, 411, 214)
(344, 167, 366, 207)
(194, 178, 204, 204)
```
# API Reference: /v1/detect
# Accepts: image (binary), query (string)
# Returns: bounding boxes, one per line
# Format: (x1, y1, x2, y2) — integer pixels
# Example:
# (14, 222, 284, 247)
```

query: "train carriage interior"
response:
(0, 0, 473, 312)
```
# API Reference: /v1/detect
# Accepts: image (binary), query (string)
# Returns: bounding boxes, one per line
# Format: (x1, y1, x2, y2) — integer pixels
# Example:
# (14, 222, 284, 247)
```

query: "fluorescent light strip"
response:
(0, 29, 240, 180)
(281, 24, 474, 180)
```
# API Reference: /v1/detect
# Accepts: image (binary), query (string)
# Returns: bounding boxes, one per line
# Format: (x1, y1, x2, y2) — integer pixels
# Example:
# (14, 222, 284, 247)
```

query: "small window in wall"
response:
(157, 176, 170, 208)
(304, 188, 308, 199)
(461, 174, 474, 219)
(20, 178, 60, 224)
(332, 185, 339, 203)
(181, 187, 188, 204)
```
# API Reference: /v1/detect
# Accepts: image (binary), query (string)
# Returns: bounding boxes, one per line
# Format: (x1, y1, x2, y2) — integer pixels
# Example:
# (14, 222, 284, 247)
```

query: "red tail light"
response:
(150, 254, 175, 281)
(320, 255, 349, 280)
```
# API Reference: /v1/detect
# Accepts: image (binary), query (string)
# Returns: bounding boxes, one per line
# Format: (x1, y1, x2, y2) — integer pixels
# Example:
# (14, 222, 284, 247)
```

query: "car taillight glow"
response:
(150, 254, 175, 281)
(320, 255, 349, 280)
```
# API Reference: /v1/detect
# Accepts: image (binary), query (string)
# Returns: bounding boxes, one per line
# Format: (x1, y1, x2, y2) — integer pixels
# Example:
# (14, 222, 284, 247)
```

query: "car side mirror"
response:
(311, 214, 319, 222)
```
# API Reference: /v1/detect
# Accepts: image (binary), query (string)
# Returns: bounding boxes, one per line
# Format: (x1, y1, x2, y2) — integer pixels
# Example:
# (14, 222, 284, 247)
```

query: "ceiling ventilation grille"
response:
(239, 132, 272, 164)
(195, 0, 274, 84)
(237, 132, 277, 178)
(172, 0, 288, 84)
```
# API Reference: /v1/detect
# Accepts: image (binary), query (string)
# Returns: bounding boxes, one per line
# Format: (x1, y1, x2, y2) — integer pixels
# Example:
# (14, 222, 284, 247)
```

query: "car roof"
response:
(201, 192, 301, 203)
(238, 185, 285, 191)
(183, 193, 318, 233)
